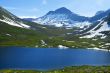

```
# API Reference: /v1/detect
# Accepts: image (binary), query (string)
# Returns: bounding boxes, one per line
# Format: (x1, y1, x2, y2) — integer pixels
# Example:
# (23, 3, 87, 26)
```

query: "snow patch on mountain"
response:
(34, 15, 91, 28)
(34, 14, 72, 27)
(73, 21, 91, 28)
(6, 34, 11, 36)
(58, 45, 68, 49)
(80, 21, 110, 38)
(0, 15, 30, 29)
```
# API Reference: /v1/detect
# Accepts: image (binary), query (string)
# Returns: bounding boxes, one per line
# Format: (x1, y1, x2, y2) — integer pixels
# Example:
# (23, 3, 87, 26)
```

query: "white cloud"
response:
(4, 7, 17, 10)
(19, 16, 37, 18)
(42, 0, 47, 5)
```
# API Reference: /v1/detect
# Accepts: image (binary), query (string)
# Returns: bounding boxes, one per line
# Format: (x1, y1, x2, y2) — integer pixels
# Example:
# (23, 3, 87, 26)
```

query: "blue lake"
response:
(0, 47, 110, 71)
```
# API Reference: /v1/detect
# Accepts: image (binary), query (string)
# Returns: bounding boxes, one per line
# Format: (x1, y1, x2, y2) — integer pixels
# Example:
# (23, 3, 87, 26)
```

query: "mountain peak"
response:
(54, 7, 72, 14)
(56, 7, 69, 11)
(46, 7, 73, 15)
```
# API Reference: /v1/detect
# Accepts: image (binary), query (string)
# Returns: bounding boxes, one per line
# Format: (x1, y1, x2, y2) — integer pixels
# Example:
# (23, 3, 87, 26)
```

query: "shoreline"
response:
(87, 47, 110, 52)
(0, 46, 110, 52)
(0, 66, 110, 73)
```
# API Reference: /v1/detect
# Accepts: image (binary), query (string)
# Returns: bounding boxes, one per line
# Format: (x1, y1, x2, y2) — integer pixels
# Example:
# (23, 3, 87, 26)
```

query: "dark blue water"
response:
(0, 47, 110, 70)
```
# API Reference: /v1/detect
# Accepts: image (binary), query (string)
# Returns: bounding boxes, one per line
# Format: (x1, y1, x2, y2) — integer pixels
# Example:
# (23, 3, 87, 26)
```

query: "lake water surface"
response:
(0, 47, 110, 70)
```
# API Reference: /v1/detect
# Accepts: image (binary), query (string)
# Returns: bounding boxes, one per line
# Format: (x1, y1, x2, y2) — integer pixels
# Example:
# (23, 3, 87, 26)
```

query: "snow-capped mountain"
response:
(32, 7, 90, 28)
(80, 14, 110, 38)
(23, 7, 110, 29)
(2, 5, 109, 39)
(22, 7, 110, 39)
(0, 7, 30, 29)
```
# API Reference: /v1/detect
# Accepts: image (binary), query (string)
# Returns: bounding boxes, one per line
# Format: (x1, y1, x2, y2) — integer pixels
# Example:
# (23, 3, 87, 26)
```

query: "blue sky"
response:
(0, 0, 110, 18)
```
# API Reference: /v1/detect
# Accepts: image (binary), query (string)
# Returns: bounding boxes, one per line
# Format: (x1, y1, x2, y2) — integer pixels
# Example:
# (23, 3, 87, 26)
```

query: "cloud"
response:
(4, 7, 17, 10)
(42, 0, 47, 5)
(19, 16, 37, 18)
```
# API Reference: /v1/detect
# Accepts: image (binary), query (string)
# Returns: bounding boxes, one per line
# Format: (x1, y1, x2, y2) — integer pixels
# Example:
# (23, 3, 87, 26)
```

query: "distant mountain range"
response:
(24, 7, 110, 28)
(0, 6, 110, 49)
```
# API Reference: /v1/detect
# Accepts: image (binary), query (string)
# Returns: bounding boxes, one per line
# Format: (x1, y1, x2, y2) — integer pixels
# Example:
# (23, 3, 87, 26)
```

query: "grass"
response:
(0, 66, 110, 73)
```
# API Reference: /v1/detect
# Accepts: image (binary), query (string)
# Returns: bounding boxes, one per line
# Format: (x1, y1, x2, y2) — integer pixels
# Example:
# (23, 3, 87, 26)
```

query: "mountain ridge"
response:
(32, 7, 89, 27)
(24, 7, 110, 24)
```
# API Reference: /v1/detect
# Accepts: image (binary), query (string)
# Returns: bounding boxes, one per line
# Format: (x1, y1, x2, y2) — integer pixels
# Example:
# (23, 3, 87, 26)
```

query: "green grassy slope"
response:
(0, 21, 49, 47)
